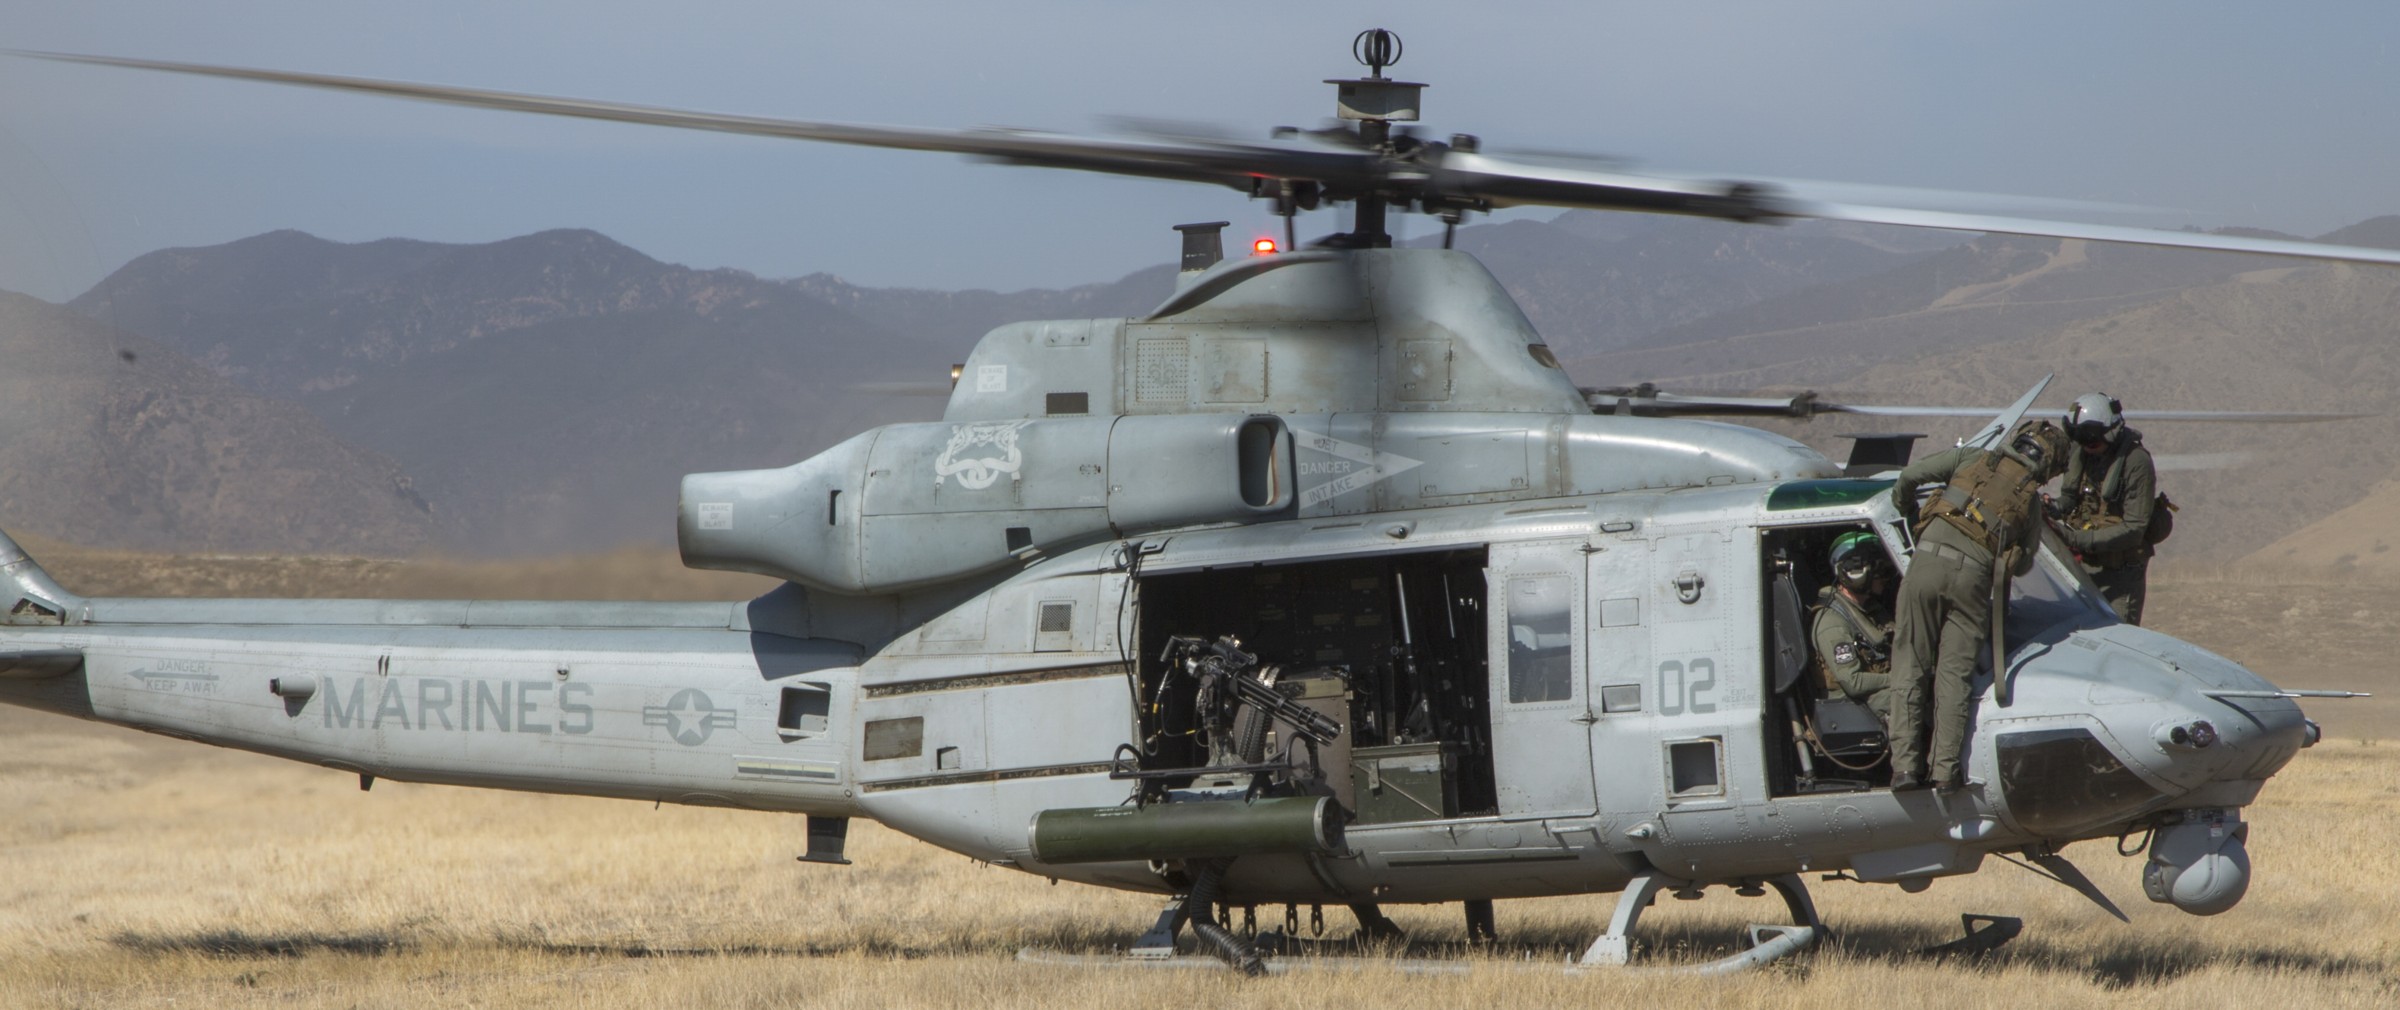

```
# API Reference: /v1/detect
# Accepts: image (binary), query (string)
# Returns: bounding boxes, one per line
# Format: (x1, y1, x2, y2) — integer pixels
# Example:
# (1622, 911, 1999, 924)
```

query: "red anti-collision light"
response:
(1253, 238, 1278, 255)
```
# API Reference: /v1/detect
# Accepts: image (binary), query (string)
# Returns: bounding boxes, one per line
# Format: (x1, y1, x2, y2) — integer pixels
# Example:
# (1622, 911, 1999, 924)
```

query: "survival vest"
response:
(1918, 449, 2042, 555)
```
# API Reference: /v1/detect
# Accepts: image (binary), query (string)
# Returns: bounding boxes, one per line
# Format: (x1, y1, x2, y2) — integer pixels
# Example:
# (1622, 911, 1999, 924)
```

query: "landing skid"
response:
(1915, 913, 2023, 958)
(1030, 868, 1825, 976)
(1017, 927, 1818, 977)
(1578, 869, 1823, 969)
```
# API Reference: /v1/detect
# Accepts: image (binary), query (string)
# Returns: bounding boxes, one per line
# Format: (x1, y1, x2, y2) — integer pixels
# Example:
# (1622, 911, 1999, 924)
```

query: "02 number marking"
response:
(1656, 657, 1717, 716)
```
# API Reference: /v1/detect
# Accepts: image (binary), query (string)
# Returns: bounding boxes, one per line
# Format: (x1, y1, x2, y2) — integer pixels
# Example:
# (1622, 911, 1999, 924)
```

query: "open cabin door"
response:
(1486, 539, 1598, 818)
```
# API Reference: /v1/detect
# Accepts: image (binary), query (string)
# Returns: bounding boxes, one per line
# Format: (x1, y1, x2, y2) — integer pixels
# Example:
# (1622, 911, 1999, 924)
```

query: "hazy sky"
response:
(4, 1, 2397, 302)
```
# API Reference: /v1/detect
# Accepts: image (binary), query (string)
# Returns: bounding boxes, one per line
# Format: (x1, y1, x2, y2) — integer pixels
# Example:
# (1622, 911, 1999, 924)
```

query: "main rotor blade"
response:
(1798, 200, 2400, 268)
(0, 53, 1887, 230)
(1444, 149, 2400, 267)
(1583, 387, 2370, 424)
(2150, 452, 2253, 472)
(9, 51, 1366, 192)
(1428, 150, 1785, 220)
(13, 51, 1750, 215)
(1583, 389, 1840, 417)
(850, 380, 957, 397)
(1829, 406, 2374, 423)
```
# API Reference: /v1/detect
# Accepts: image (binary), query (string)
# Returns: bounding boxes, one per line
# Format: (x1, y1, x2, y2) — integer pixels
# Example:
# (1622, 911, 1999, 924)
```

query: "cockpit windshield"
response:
(2008, 524, 2118, 634)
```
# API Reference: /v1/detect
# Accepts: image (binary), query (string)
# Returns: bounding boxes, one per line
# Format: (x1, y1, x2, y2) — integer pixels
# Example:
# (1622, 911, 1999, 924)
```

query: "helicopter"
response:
(2, 31, 2390, 975)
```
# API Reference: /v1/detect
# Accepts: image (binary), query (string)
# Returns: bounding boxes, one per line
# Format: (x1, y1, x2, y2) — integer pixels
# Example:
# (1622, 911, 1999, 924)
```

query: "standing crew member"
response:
(1887, 419, 2070, 791)
(2054, 393, 2161, 625)
(1813, 531, 1898, 724)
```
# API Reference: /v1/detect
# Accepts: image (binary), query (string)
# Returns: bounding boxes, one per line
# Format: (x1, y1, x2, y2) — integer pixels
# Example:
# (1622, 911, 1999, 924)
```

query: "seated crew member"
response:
(1812, 531, 1898, 724)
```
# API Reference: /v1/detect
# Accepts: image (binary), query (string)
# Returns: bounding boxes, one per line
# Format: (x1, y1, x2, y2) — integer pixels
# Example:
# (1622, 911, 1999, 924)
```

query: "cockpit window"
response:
(1996, 727, 2163, 835)
(2007, 525, 2118, 633)
(1766, 478, 1895, 511)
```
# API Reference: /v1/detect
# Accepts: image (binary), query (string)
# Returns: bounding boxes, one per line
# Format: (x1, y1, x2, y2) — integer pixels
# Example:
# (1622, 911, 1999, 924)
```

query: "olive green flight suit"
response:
(2056, 428, 2156, 625)
(1889, 446, 2043, 786)
(1811, 587, 1894, 724)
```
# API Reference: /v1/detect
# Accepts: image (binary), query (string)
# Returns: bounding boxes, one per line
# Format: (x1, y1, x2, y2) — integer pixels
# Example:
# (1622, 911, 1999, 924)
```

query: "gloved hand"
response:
(1894, 491, 1920, 531)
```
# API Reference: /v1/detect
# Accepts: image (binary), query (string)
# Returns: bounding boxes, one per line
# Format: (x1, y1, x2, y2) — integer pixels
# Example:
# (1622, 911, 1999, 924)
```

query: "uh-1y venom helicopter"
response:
(3, 32, 2392, 975)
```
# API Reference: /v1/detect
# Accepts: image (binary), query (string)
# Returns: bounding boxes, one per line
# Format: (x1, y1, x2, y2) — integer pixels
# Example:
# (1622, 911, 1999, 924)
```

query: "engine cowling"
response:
(679, 414, 1293, 594)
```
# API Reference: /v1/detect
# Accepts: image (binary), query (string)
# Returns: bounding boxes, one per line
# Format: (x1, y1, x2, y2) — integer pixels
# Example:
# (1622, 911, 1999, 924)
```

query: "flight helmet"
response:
(2009, 419, 2071, 480)
(2065, 392, 2125, 448)
(1828, 530, 1889, 593)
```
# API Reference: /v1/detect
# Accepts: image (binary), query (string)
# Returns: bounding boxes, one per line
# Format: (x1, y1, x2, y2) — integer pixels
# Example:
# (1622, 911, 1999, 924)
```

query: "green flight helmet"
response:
(1828, 530, 1888, 592)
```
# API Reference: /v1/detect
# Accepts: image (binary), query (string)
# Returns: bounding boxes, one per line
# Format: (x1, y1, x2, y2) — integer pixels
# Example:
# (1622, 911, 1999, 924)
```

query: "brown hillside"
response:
(2239, 478, 2400, 574)
(0, 293, 435, 555)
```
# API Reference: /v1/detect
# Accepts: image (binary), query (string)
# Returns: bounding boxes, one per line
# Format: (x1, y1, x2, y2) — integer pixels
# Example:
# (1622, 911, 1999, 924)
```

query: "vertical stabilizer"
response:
(1, 529, 82, 624)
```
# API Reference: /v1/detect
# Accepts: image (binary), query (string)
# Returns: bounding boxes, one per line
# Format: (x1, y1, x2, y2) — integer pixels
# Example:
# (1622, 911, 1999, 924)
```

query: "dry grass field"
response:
(3, 548, 2397, 1008)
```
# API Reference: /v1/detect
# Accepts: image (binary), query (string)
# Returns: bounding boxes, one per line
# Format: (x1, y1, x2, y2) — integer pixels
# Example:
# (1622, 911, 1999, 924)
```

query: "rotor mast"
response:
(1325, 29, 1423, 248)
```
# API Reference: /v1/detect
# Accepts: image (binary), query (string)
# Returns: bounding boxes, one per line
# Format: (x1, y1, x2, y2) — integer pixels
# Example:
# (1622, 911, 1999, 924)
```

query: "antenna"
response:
(1353, 28, 1401, 79)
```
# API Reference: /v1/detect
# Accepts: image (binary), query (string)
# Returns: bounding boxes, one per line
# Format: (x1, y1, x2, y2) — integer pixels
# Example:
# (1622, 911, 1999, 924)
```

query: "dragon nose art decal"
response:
(935, 420, 1033, 490)
(643, 688, 738, 746)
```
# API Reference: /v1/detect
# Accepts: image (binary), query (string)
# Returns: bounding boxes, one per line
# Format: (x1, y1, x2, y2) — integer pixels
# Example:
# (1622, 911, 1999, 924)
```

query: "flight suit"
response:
(1889, 446, 2043, 787)
(2055, 428, 2157, 625)
(1811, 588, 1894, 724)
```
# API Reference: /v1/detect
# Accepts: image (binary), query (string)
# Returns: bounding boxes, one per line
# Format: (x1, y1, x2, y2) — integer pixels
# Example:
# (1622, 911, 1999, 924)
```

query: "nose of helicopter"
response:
(1993, 626, 2309, 802)
(2073, 625, 2311, 792)
(1985, 624, 2310, 915)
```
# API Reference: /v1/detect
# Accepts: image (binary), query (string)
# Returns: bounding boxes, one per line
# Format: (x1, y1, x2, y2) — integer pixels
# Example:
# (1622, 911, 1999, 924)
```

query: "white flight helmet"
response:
(2065, 392, 2124, 447)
